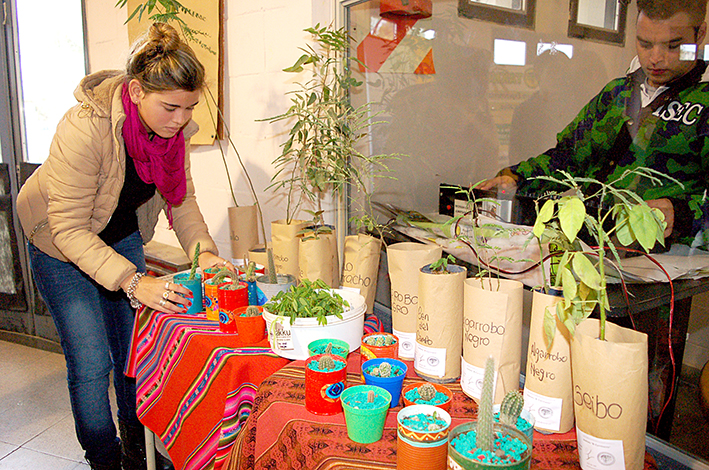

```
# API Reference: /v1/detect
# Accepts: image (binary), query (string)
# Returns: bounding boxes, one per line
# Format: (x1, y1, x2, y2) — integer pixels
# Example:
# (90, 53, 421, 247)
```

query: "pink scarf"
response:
(121, 83, 186, 227)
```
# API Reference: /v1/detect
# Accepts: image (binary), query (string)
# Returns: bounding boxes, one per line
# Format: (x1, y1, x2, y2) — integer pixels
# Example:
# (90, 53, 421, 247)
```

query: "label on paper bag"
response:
(394, 329, 416, 359)
(576, 427, 626, 470)
(461, 358, 498, 400)
(414, 343, 446, 377)
(523, 387, 563, 431)
(270, 318, 293, 351)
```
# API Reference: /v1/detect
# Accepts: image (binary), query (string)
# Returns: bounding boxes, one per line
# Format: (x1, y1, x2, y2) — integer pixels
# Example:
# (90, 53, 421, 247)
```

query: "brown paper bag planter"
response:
(298, 225, 339, 288)
(461, 278, 524, 405)
(523, 289, 574, 434)
(341, 234, 382, 314)
(387, 242, 442, 360)
(271, 219, 307, 279)
(415, 261, 466, 383)
(228, 205, 259, 261)
(571, 318, 648, 470)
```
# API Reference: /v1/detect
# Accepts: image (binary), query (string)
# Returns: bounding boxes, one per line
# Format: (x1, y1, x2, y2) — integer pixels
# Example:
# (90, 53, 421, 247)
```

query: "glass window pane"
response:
(470, 0, 523, 11)
(16, 0, 86, 164)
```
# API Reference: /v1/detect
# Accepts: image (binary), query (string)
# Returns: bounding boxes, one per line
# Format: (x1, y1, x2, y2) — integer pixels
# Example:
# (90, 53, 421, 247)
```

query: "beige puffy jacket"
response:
(17, 70, 217, 291)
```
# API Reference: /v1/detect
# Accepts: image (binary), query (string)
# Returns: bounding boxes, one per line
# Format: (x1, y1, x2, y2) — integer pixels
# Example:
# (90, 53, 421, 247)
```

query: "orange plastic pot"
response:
(231, 305, 266, 343)
(361, 332, 399, 364)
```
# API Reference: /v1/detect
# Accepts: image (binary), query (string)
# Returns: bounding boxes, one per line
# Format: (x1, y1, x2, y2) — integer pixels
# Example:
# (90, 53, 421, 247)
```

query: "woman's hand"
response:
(121, 273, 193, 313)
(198, 251, 235, 272)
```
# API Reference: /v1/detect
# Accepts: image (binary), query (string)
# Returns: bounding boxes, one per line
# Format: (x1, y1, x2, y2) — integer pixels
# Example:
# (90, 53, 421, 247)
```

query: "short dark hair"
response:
(637, 0, 708, 27)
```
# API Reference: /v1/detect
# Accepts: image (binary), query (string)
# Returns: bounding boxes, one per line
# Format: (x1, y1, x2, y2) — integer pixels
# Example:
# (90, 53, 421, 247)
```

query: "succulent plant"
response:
(367, 390, 375, 403)
(418, 383, 437, 401)
(324, 342, 333, 355)
(243, 306, 261, 317)
(318, 354, 335, 370)
(378, 361, 392, 378)
(500, 390, 524, 427)
(475, 356, 495, 452)
(211, 268, 238, 285)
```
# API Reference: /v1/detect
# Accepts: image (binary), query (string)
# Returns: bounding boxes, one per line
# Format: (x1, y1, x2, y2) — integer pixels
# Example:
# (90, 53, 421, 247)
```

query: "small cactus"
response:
(212, 268, 238, 285)
(374, 335, 385, 346)
(418, 383, 437, 401)
(378, 361, 392, 378)
(324, 342, 333, 355)
(318, 354, 336, 370)
(187, 242, 200, 280)
(244, 261, 257, 282)
(243, 306, 261, 317)
(367, 390, 375, 403)
(475, 356, 495, 452)
(500, 390, 524, 427)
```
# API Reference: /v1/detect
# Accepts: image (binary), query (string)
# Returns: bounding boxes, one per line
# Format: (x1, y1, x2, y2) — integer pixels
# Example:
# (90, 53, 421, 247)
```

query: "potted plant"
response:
(530, 168, 671, 469)
(305, 353, 348, 415)
(360, 332, 399, 363)
(262, 279, 367, 360)
(361, 357, 408, 407)
(308, 338, 350, 358)
(402, 382, 453, 411)
(229, 305, 266, 343)
(341, 385, 392, 444)
(173, 243, 203, 315)
(263, 24, 395, 286)
(397, 404, 451, 470)
(297, 210, 339, 287)
(416, 255, 466, 383)
(448, 357, 532, 469)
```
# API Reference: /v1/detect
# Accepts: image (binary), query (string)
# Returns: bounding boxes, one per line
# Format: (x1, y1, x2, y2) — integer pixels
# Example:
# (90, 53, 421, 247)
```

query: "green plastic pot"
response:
(447, 421, 532, 470)
(341, 385, 392, 444)
(308, 338, 350, 359)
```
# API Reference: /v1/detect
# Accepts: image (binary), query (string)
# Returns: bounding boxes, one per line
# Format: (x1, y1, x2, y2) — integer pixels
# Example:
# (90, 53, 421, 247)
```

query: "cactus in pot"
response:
(499, 390, 524, 428)
(475, 356, 495, 452)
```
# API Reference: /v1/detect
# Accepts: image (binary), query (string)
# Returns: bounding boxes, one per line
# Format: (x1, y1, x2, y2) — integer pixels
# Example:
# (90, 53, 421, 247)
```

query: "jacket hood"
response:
(73, 70, 125, 119)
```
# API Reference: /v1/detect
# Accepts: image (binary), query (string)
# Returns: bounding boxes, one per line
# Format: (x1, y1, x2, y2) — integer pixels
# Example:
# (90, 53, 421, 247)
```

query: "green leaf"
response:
(558, 197, 585, 242)
(628, 204, 659, 252)
(543, 306, 557, 349)
(572, 254, 601, 290)
(561, 266, 577, 307)
(533, 200, 555, 238)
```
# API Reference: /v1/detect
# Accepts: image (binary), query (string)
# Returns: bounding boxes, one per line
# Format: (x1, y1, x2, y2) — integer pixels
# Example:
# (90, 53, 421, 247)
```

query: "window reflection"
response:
(469, 0, 523, 10)
(568, 0, 628, 45)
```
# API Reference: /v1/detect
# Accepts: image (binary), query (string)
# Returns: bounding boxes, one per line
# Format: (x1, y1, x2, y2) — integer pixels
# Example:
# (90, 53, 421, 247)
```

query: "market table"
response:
(226, 354, 659, 470)
(126, 306, 291, 470)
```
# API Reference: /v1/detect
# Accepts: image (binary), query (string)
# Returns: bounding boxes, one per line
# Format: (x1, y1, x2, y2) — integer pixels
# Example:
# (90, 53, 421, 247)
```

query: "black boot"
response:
(119, 420, 174, 470)
(87, 456, 122, 470)
(119, 420, 147, 470)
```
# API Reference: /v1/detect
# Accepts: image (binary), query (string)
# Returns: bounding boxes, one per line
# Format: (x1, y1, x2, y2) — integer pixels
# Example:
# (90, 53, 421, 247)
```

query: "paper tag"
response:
(448, 456, 464, 470)
(523, 387, 563, 432)
(414, 343, 446, 377)
(393, 329, 416, 359)
(269, 317, 293, 351)
(460, 358, 497, 400)
(576, 427, 626, 470)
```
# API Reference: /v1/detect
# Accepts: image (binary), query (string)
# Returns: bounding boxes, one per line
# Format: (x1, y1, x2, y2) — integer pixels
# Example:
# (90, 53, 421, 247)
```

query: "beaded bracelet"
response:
(126, 272, 145, 309)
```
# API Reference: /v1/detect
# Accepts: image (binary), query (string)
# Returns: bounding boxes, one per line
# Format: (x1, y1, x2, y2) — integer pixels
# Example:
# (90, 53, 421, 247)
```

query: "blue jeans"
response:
(29, 231, 145, 465)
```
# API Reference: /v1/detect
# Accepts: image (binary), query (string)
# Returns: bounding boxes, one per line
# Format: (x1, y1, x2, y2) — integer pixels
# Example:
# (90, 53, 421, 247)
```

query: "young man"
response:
(481, 0, 709, 245)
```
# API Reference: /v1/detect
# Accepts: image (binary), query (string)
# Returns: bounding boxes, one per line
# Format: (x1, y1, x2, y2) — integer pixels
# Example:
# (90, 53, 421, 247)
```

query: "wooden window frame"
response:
(457, 0, 536, 30)
(568, 0, 629, 46)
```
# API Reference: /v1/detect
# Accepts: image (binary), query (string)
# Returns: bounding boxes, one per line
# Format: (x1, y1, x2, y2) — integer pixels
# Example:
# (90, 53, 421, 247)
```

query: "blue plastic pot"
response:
(362, 357, 408, 407)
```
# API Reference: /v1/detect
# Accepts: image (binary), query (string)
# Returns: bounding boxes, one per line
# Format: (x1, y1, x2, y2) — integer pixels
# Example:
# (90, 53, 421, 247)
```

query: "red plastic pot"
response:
(305, 354, 348, 415)
(218, 282, 248, 333)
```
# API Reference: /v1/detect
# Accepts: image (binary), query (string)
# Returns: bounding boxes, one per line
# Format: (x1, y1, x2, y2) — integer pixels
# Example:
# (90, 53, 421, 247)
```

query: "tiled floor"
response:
(1, 338, 708, 469)
(0, 340, 92, 469)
